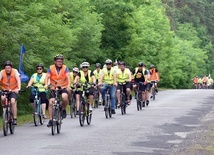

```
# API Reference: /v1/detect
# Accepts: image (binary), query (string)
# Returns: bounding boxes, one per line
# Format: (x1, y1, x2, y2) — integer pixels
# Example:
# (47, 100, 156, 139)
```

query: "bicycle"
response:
(78, 82, 93, 127)
(118, 83, 128, 115)
(135, 82, 143, 111)
(29, 86, 44, 126)
(93, 85, 99, 109)
(69, 88, 77, 118)
(104, 84, 112, 119)
(1, 90, 24, 136)
(151, 81, 158, 100)
(49, 86, 63, 135)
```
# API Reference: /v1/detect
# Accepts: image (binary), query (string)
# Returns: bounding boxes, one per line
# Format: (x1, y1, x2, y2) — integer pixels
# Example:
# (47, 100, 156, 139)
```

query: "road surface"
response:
(0, 89, 213, 155)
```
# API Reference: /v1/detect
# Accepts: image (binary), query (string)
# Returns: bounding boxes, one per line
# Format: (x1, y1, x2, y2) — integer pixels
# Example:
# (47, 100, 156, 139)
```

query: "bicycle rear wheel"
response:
(57, 109, 62, 134)
(9, 112, 15, 134)
(79, 102, 85, 126)
(151, 87, 156, 100)
(52, 107, 57, 135)
(2, 108, 9, 136)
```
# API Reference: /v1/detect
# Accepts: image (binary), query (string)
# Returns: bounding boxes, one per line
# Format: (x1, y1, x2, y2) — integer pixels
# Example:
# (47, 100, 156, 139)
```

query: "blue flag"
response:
(19, 44, 29, 82)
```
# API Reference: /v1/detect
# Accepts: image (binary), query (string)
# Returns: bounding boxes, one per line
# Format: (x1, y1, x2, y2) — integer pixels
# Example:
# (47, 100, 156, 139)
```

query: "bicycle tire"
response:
(51, 106, 57, 135)
(70, 103, 74, 118)
(120, 94, 125, 115)
(2, 108, 9, 136)
(33, 100, 39, 126)
(86, 107, 92, 125)
(39, 104, 44, 125)
(9, 112, 15, 134)
(152, 87, 156, 100)
(57, 109, 62, 134)
(79, 102, 85, 126)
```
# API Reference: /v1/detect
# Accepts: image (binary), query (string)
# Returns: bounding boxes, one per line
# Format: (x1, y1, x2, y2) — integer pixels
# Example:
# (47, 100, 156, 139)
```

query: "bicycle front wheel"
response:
(9, 112, 15, 134)
(57, 109, 62, 134)
(86, 109, 92, 125)
(79, 102, 85, 126)
(51, 107, 57, 135)
(151, 87, 156, 100)
(2, 108, 9, 136)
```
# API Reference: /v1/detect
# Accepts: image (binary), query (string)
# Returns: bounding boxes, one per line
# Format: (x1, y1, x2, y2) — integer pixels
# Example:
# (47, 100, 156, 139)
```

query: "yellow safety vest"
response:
(117, 68, 129, 83)
(33, 73, 46, 92)
(103, 68, 114, 84)
(79, 70, 92, 84)
(93, 69, 102, 81)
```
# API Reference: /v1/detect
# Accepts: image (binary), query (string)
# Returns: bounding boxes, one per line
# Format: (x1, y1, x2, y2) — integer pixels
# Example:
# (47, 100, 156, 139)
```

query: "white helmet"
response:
(81, 62, 90, 68)
(72, 67, 79, 73)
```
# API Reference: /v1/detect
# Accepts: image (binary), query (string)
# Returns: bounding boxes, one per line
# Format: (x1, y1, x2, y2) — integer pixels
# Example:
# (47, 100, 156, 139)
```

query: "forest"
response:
(0, 0, 213, 114)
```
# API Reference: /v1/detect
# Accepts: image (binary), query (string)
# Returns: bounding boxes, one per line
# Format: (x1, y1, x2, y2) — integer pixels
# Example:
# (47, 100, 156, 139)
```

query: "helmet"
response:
(54, 54, 64, 60)
(4, 61, 13, 68)
(81, 62, 90, 68)
(150, 64, 155, 68)
(120, 61, 126, 66)
(138, 62, 144, 67)
(95, 63, 101, 68)
(105, 59, 112, 64)
(36, 63, 44, 69)
(72, 67, 79, 73)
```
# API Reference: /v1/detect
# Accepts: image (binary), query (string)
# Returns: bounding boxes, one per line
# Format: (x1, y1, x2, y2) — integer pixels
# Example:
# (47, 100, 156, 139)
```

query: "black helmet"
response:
(4, 61, 13, 68)
(54, 54, 64, 60)
(95, 63, 101, 68)
(105, 59, 112, 64)
(150, 64, 155, 68)
(36, 63, 44, 69)
(120, 61, 126, 66)
(138, 62, 144, 67)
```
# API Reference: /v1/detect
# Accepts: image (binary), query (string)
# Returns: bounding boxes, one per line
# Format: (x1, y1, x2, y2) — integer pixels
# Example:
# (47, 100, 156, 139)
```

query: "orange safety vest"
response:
(49, 65, 68, 89)
(150, 68, 158, 81)
(193, 77, 198, 83)
(1, 69, 19, 90)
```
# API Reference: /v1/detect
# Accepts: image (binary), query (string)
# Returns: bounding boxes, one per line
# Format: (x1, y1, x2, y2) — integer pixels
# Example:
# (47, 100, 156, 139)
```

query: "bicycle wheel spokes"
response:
(79, 103, 85, 126)
(57, 109, 62, 134)
(51, 107, 57, 135)
(2, 109, 9, 136)
(9, 112, 15, 134)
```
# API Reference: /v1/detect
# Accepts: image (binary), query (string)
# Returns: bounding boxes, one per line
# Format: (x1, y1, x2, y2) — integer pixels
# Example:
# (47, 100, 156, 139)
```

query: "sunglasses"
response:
(82, 66, 88, 69)
(73, 71, 78, 73)
(37, 68, 43, 70)
(106, 63, 111, 65)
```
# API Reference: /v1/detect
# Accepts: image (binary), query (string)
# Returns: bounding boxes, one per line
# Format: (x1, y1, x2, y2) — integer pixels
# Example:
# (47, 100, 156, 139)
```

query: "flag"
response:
(18, 44, 29, 82)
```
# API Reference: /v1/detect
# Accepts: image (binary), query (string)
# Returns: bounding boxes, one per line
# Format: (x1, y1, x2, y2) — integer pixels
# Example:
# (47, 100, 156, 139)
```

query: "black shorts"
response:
(9, 92, 18, 100)
(49, 89, 69, 98)
(30, 92, 47, 104)
(76, 87, 95, 96)
(134, 82, 146, 91)
(117, 82, 131, 91)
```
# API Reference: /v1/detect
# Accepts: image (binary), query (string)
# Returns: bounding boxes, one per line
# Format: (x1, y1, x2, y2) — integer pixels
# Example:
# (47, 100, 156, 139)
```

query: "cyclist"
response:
(70, 67, 79, 87)
(45, 54, 71, 127)
(74, 62, 96, 112)
(143, 63, 151, 106)
(149, 64, 160, 94)
(198, 77, 202, 89)
(0, 61, 21, 125)
(202, 75, 208, 89)
(208, 77, 213, 89)
(116, 61, 132, 107)
(26, 64, 47, 119)
(93, 63, 102, 104)
(193, 76, 199, 89)
(132, 62, 148, 107)
(99, 59, 117, 114)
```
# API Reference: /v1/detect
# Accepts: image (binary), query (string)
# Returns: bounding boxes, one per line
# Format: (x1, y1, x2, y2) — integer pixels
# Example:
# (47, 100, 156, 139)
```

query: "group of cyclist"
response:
(0, 54, 160, 127)
(193, 75, 213, 89)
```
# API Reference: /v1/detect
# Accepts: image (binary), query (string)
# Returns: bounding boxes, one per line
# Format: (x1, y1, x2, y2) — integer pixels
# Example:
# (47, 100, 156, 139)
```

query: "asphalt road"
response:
(0, 89, 214, 155)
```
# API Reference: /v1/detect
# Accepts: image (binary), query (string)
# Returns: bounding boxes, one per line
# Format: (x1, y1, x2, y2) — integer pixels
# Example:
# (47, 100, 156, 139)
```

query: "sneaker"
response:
(47, 120, 52, 127)
(42, 114, 47, 119)
(76, 111, 79, 115)
(89, 106, 93, 111)
(111, 109, 116, 114)
(146, 100, 149, 106)
(150, 96, 153, 99)
(155, 89, 158, 93)
(13, 119, 17, 125)
(104, 107, 107, 111)
(62, 110, 67, 118)
(142, 102, 145, 107)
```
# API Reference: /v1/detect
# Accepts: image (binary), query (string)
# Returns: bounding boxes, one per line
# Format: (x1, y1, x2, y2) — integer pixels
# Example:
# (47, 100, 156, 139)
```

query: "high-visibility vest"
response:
(102, 68, 114, 84)
(1, 69, 19, 90)
(117, 68, 129, 83)
(79, 70, 92, 84)
(49, 65, 68, 89)
(32, 73, 46, 92)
